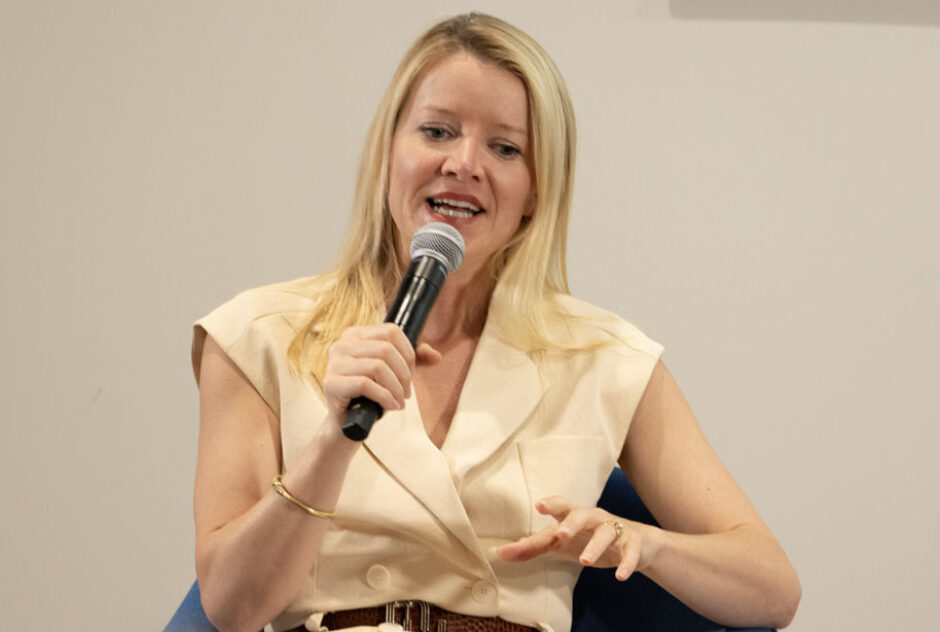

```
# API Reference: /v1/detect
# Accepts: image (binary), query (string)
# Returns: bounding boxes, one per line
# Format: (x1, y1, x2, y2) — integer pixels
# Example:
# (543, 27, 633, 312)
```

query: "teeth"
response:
(437, 198, 480, 211)
(435, 206, 474, 218)
(429, 197, 482, 214)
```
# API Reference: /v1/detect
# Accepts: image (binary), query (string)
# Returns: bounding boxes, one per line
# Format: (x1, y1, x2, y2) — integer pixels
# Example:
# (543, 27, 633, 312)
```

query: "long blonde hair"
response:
(290, 13, 580, 383)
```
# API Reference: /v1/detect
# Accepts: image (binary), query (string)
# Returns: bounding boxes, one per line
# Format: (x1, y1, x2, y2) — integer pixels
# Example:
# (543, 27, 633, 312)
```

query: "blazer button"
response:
(366, 564, 391, 590)
(471, 580, 495, 603)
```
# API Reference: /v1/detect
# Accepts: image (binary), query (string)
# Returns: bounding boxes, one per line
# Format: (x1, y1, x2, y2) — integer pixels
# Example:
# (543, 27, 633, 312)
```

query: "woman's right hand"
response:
(321, 323, 440, 428)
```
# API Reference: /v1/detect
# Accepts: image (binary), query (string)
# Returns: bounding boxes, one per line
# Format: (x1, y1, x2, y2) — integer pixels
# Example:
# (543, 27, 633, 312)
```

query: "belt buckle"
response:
(384, 600, 442, 632)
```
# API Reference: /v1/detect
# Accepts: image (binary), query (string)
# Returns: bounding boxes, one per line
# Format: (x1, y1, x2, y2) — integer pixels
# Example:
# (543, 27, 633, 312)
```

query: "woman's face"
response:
(387, 52, 533, 275)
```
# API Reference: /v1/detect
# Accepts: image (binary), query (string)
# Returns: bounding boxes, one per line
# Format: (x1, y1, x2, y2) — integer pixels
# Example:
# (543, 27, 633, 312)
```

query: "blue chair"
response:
(165, 581, 216, 632)
(165, 469, 774, 632)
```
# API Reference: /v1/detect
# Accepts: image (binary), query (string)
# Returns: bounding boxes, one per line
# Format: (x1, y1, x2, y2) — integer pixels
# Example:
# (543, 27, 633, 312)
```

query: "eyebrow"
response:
(419, 106, 528, 139)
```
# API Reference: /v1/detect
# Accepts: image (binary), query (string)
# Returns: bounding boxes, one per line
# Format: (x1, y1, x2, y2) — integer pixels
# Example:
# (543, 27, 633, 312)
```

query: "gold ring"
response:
(603, 519, 623, 538)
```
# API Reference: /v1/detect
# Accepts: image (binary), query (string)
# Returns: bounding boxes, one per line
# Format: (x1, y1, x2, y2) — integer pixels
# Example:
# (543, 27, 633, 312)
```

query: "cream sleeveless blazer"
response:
(192, 277, 663, 632)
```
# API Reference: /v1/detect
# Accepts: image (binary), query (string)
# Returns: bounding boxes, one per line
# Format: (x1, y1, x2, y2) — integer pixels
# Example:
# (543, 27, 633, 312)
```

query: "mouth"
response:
(426, 197, 485, 219)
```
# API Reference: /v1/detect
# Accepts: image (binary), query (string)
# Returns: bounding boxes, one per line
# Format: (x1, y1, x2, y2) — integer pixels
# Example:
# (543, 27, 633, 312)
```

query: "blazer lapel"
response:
(363, 320, 542, 567)
(442, 326, 542, 480)
(364, 396, 488, 564)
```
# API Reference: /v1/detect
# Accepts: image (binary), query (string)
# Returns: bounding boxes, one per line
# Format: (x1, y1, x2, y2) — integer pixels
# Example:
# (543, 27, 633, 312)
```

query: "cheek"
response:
(388, 140, 429, 196)
(504, 169, 534, 216)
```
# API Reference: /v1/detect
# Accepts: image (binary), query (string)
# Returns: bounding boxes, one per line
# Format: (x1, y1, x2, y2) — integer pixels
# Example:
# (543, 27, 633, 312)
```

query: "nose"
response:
(442, 137, 483, 182)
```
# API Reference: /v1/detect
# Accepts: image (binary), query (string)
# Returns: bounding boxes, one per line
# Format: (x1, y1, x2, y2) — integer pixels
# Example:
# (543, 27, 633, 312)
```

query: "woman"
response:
(191, 13, 800, 632)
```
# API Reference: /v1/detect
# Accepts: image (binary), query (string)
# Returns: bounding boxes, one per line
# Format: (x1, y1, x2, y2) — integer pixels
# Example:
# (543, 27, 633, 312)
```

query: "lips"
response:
(426, 197, 485, 219)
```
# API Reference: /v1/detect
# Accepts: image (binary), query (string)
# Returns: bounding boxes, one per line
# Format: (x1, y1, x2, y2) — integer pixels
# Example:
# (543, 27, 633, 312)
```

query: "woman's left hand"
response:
(497, 496, 661, 581)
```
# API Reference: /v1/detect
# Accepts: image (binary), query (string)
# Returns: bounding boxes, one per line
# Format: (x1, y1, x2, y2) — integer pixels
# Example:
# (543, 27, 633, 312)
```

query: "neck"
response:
(418, 263, 493, 347)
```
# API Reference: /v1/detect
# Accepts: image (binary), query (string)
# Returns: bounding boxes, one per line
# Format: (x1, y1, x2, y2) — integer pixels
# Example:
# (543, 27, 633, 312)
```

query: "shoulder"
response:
(191, 276, 326, 402)
(197, 276, 324, 345)
(552, 293, 664, 361)
(194, 276, 328, 356)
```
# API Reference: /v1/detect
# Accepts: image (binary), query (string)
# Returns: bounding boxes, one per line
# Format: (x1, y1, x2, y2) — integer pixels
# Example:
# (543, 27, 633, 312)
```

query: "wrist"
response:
(317, 412, 362, 455)
(636, 522, 667, 574)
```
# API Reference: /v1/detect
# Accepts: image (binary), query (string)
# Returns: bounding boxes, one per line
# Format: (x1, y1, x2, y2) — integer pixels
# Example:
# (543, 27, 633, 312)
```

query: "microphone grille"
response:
(410, 222, 465, 274)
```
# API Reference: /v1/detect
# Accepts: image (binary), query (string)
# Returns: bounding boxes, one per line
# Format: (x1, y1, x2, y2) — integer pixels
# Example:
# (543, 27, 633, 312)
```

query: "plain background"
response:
(2, 1, 938, 629)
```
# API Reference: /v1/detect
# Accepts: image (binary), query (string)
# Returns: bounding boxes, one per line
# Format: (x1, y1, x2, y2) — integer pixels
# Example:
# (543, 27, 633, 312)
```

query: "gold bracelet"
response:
(272, 475, 335, 519)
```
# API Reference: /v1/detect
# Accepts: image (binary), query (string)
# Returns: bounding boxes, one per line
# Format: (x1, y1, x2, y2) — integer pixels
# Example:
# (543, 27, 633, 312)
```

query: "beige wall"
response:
(2, 1, 937, 629)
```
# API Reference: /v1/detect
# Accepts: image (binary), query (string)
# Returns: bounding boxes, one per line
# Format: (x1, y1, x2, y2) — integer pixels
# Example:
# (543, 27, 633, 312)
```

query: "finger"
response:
(497, 526, 562, 563)
(578, 522, 620, 566)
(328, 340, 411, 397)
(331, 355, 406, 408)
(553, 506, 596, 542)
(336, 340, 412, 399)
(374, 323, 418, 372)
(322, 373, 403, 415)
(534, 496, 575, 521)
(339, 324, 417, 372)
(615, 532, 641, 581)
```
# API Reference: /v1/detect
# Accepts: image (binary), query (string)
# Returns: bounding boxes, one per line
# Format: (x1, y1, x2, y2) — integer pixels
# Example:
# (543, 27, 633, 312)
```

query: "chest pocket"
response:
(518, 435, 610, 533)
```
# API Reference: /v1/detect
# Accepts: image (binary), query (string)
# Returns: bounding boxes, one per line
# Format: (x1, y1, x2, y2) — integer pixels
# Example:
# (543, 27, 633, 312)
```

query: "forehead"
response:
(403, 53, 529, 135)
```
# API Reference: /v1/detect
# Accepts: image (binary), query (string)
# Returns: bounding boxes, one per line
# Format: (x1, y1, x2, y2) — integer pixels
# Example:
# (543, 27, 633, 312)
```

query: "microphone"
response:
(341, 222, 465, 441)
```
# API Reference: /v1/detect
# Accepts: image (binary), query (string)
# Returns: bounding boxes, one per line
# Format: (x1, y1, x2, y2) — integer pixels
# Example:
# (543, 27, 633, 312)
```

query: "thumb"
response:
(416, 342, 442, 366)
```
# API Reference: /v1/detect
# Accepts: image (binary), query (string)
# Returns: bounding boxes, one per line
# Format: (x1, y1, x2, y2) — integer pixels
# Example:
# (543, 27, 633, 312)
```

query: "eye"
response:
(493, 143, 522, 159)
(420, 125, 451, 141)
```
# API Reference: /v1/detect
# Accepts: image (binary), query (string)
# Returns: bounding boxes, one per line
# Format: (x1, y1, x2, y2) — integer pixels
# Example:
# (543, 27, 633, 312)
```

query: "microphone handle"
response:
(341, 257, 447, 441)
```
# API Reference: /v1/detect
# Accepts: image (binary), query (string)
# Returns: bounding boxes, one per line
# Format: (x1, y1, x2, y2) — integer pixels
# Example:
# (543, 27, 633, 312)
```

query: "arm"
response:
(193, 325, 424, 632)
(620, 360, 800, 627)
(499, 361, 800, 629)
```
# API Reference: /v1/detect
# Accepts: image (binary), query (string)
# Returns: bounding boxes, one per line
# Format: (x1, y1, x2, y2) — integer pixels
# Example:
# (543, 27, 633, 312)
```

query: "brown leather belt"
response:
(311, 600, 538, 632)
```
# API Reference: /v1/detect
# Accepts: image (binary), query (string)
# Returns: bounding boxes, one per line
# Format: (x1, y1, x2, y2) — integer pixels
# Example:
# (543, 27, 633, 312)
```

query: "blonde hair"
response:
(290, 13, 581, 382)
